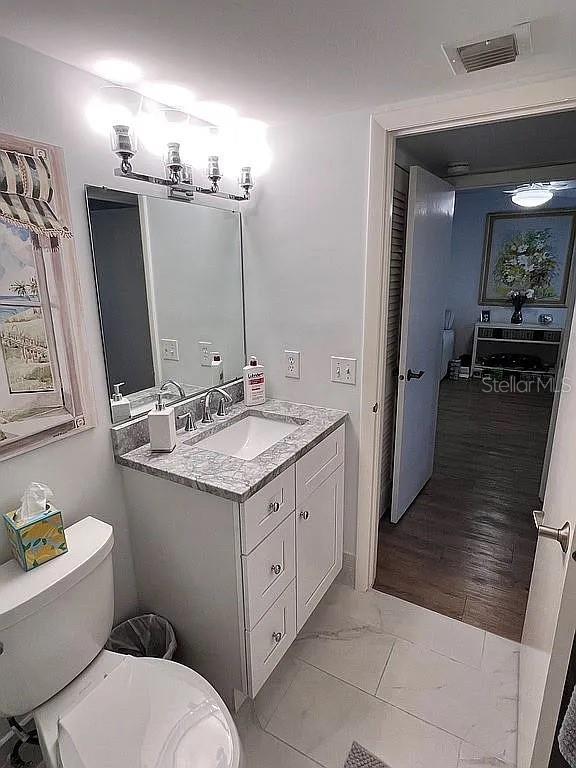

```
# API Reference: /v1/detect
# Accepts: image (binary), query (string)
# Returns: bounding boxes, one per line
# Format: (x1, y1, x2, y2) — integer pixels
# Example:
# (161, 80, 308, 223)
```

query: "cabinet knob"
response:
(272, 631, 283, 643)
(268, 501, 280, 514)
(271, 563, 282, 575)
(300, 510, 310, 520)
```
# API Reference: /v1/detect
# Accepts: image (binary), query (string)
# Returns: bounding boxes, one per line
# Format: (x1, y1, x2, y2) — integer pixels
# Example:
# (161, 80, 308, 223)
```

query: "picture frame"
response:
(480, 310, 491, 323)
(479, 210, 576, 307)
(0, 132, 94, 461)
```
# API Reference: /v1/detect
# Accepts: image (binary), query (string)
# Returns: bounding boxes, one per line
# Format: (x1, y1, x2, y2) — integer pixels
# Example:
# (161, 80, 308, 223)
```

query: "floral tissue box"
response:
(3, 504, 68, 571)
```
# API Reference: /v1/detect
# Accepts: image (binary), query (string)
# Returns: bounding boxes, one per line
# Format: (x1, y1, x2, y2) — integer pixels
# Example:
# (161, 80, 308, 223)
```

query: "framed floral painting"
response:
(0, 132, 94, 460)
(479, 210, 576, 306)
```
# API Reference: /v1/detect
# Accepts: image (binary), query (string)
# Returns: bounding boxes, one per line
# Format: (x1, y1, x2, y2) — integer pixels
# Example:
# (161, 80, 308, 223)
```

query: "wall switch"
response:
(284, 350, 301, 379)
(161, 339, 179, 361)
(331, 356, 357, 385)
(198, 341, 213, 367)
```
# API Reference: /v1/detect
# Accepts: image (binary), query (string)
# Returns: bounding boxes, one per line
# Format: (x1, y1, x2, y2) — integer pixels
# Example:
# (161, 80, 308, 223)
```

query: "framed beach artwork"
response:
(0, 132, 94, 460)
(479, 210, 576, 306)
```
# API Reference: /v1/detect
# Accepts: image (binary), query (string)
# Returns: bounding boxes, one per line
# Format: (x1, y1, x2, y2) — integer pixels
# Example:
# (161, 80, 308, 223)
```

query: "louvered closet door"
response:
(380, 166, 408, 513)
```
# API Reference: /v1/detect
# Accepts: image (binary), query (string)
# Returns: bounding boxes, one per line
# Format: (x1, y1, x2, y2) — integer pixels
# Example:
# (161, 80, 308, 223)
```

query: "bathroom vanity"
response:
(116, 399, 346, 706)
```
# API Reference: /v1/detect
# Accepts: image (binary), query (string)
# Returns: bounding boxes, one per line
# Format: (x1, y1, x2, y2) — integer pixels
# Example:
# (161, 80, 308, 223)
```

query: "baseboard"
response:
(337, 551, 356, 587)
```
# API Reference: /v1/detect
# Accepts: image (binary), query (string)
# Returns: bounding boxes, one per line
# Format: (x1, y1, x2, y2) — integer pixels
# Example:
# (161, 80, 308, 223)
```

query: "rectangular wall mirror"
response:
(86, 186, 246, 423)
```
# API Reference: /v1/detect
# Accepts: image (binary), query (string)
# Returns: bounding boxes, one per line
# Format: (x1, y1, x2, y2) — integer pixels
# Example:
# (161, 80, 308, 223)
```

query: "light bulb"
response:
(93, 59, 142, 85)
(192, 101, 237, 126)
(229, 118, 271, 177)
(141, 82, 195, 111)
(86, 86, 142, 138)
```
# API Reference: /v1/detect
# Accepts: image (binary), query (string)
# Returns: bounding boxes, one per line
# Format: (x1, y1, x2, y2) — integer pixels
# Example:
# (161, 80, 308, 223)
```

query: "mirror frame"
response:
(85, 184, 247, 423)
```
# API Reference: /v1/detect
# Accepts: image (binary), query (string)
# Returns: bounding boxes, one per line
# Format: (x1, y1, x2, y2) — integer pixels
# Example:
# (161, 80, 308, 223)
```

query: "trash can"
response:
(105, 614, 177, 660)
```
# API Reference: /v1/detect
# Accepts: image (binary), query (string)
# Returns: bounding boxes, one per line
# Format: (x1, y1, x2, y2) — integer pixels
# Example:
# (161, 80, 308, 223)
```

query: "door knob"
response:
(272, 632, 283, 643)
(300, 510, 310, 520)
(271, 563, 282, 575)
(406, 369, 425, 381)
(533, 510, 571, 554)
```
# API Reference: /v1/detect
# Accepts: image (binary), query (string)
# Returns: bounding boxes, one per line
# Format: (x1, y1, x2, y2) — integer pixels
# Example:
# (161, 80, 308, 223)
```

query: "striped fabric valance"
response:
(0, 149, 72, 238)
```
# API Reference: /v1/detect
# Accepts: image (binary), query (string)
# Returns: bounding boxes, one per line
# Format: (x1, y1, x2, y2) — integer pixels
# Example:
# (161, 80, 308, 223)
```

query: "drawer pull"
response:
(300, 510, 310, 520)
(272, 631, 283, 643)
(268, 501, 280, 514)
(271, 563, 282, 575)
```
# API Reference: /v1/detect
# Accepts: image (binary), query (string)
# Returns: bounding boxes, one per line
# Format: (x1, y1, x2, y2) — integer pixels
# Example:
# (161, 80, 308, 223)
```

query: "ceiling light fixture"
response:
(93, 59, 143, 85)
(507, 183, 555, 209)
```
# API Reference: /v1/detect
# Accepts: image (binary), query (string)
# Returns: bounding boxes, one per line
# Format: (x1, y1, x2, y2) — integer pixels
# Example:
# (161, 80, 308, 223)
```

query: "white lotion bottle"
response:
(243, 356, 266, 406)
(148, 392, 177, 452)
(110, 382, 132, 424)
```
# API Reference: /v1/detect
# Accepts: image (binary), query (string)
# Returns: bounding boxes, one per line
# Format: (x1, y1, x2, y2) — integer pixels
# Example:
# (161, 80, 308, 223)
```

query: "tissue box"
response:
(3, 504, 68, 571)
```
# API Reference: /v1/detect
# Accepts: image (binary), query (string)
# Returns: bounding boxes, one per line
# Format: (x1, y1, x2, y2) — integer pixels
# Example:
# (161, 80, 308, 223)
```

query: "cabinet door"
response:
(296, 464, 344, 631)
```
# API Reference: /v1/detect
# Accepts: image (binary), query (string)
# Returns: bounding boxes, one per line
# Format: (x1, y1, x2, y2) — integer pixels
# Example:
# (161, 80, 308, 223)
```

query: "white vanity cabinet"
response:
(121, 423, 345, 707)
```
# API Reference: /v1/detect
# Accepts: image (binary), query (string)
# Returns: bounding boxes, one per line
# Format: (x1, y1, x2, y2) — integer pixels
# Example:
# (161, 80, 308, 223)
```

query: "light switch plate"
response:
(161, 339, 179, 361)
(284, 350, 301, 379)
(331, 356, 357, 385)
(199, 341, 213, 367)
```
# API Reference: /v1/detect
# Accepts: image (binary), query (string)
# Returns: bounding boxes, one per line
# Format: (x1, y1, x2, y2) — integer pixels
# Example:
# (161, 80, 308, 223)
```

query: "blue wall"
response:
(448, 186, 575, 356)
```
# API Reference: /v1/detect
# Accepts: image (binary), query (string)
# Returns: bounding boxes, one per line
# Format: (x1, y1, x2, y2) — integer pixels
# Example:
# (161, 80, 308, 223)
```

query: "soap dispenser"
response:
(209, 352, 224, 386)
(148, 392, 177, 452)
(110, 382, 132, 424)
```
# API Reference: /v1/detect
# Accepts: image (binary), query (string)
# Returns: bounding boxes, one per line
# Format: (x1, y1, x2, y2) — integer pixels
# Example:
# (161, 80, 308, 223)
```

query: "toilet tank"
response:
(0, 517, 114, 716)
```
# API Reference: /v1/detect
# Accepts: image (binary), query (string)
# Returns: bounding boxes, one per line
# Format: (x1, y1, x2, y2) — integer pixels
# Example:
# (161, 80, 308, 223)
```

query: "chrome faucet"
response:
(202, 388, 233, 423)
(160, 379, 186, 399)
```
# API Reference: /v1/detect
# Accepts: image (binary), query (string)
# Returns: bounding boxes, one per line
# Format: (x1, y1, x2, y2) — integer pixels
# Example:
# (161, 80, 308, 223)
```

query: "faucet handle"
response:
(177, 412, 197, 432)
(216, 398, 229, 417)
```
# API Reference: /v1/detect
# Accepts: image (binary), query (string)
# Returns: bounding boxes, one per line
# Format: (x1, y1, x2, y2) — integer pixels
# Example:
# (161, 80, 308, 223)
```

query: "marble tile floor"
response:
(236, 582, 519, 768)
(1, 582, 518, 768)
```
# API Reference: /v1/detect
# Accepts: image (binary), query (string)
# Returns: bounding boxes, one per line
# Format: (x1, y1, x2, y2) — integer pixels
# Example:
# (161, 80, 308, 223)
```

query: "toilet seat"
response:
(34, 652, 242, 768)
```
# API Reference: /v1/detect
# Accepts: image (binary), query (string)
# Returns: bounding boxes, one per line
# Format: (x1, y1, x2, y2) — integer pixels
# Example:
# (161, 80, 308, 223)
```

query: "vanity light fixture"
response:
(112, 136, 254, 201)
(109, 98, 255, 201)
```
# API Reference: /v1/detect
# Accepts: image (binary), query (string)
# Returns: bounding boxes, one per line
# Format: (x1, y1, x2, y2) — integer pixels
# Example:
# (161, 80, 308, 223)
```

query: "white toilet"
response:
(0, 516, 243, 768)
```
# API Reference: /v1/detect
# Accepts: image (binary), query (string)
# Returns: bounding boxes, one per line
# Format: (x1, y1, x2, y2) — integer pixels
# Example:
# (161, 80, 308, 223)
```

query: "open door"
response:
(390, 166, 454, 523)
(518, 307, 576, 767)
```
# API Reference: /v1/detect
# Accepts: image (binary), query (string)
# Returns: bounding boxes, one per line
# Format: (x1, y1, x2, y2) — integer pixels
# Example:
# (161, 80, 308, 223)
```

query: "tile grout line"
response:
(256, 655, 302, 730)
(266, 656, 496, 753)
(311, 591, 487, 670)
(254, 712, 328, 768)
(374, 637, 397, 695)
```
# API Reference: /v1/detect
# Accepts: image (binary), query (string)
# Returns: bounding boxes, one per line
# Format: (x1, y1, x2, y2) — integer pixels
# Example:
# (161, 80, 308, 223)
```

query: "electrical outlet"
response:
(331, 356, 357, 385)
(284, 350, 301, 379)
(161, 339, 179, 361)
(198, 341, 213, 367)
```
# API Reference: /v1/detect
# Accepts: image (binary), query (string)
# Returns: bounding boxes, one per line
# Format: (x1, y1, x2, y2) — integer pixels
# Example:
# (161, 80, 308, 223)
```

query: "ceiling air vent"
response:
(442, 22, 533, 75)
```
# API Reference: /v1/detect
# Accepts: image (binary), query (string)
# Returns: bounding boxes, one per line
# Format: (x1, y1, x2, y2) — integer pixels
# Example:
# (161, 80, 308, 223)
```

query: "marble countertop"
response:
(115, 399, 347, 502)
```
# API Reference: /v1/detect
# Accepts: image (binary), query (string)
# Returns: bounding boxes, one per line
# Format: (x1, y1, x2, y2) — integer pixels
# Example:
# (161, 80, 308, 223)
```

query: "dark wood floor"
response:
(374, 378, 554, 641)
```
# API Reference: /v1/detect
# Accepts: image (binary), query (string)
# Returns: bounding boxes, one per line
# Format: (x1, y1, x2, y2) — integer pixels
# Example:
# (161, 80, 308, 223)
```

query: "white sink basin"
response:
(192, 415, 299, 460)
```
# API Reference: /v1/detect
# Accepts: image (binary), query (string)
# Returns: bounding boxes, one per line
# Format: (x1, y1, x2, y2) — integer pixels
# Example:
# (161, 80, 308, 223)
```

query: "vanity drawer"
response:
(240, 464, 295, 554)
(296, 424, 345, 503)
(242, 513, 295, 629)
(245, 580, 296, 697)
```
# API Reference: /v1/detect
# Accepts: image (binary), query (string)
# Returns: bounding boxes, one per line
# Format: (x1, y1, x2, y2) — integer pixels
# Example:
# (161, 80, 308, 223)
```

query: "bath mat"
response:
(344, 741, 390, 768)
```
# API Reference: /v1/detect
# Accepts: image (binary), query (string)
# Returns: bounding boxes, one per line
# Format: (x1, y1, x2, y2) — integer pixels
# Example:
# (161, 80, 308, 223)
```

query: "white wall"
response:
(0, 37, 145, 622)
(243, 109, 371, 557)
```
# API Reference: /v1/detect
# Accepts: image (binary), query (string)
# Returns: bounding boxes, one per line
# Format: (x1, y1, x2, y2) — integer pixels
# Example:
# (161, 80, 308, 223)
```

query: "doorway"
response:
(373, 112, 576, 641)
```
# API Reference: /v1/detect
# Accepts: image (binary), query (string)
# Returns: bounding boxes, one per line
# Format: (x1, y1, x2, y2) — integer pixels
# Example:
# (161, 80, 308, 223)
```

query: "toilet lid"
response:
(57, 656, 238, 768)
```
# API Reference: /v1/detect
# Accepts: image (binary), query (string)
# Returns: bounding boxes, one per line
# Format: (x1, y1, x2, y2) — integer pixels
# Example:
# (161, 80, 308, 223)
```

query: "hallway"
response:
(375, 378, 553, 641)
